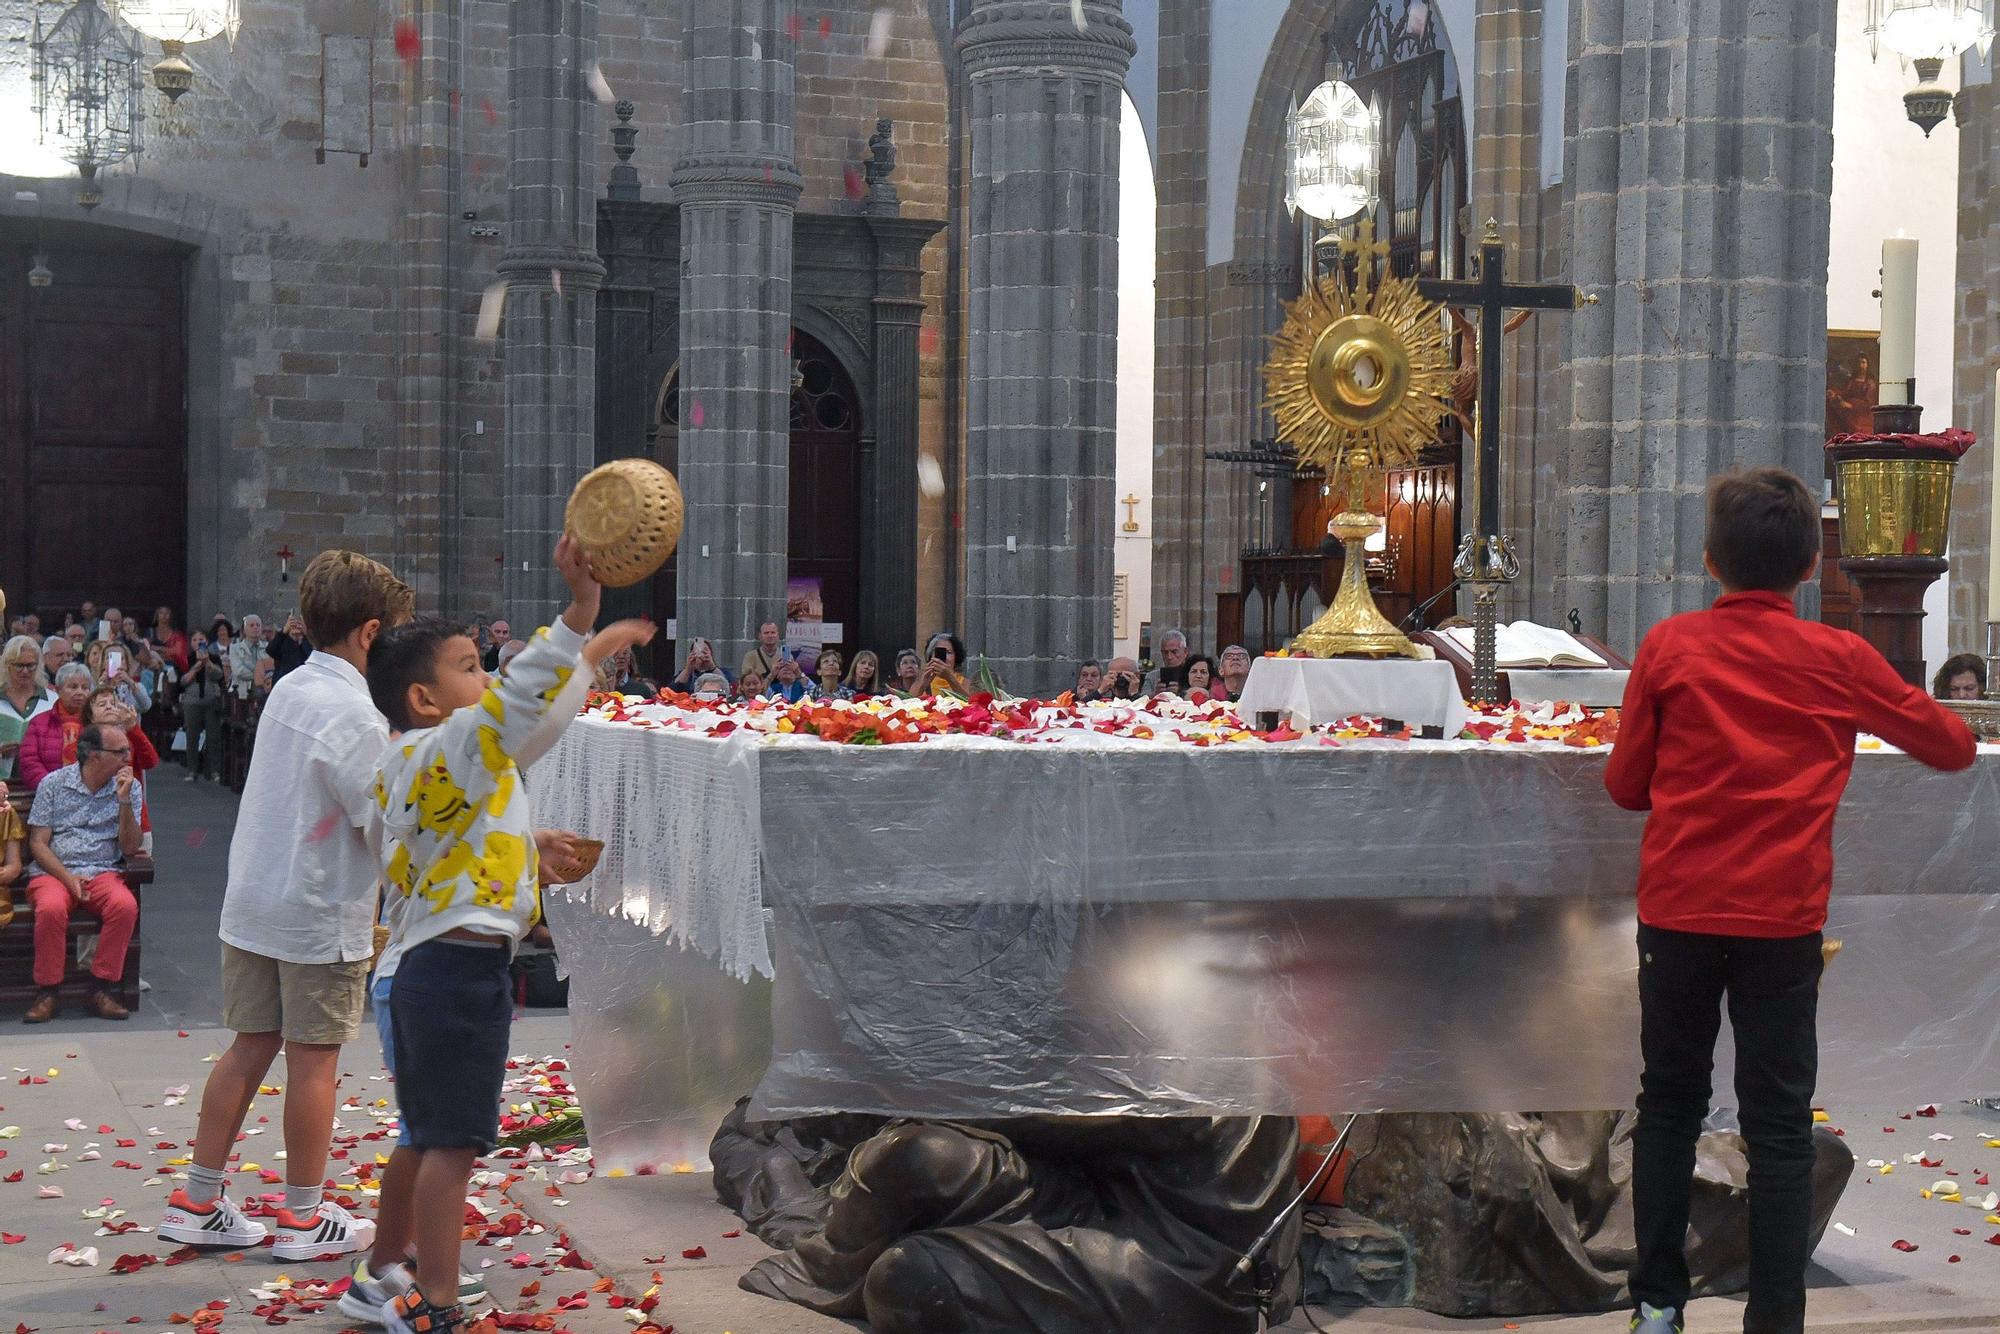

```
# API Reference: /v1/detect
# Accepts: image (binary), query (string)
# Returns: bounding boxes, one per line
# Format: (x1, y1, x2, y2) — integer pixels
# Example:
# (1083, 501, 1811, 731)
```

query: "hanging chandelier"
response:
(111, 0, 238, 103)
(1867, 0, 1997, 134)
(1286, 80, 1379, 224)
(31, 0, 147, 209)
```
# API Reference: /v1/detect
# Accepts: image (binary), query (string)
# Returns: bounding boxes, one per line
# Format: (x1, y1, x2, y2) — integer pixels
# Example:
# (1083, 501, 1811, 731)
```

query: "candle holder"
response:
(1827, 419, 1959, 689)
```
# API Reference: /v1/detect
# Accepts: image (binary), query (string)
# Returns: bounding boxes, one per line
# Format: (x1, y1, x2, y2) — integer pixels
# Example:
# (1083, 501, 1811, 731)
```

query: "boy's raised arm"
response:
(1849, 639, 1977, 772)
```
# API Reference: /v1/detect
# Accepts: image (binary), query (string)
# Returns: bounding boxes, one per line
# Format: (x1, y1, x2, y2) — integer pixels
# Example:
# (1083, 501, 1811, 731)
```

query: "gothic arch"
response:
(1231, 0, 1470, 278)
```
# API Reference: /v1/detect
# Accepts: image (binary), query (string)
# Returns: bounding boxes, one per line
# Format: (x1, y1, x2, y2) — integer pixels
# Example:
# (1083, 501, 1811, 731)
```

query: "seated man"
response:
(23, 723, 143, 1022)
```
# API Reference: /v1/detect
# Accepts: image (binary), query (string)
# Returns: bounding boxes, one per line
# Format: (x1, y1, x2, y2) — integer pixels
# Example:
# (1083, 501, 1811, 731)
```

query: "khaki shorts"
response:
(220, 943, 369, 1045)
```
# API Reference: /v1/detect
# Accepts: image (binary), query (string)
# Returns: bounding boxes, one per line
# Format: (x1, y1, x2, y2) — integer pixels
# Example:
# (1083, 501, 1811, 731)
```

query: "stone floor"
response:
(6, 772, 1999, 1332)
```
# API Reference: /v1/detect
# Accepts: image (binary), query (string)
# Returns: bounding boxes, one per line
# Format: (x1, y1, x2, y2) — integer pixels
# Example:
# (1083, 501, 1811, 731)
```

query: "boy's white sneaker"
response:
(271, 1198, 375, 1261)
(159, 1187, 269, 1248)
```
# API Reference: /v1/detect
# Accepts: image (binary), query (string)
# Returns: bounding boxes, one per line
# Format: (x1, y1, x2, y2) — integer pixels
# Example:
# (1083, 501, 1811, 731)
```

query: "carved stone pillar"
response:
(501, 0, 606, 626)
(672, 0, 802, 668)
(956, 0, 1135, 694)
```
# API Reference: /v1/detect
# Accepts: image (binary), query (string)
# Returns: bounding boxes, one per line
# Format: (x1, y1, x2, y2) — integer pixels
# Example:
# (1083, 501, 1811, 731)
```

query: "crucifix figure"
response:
(1121, 494, 1141, 533)
(1418, 220, 1594, 703)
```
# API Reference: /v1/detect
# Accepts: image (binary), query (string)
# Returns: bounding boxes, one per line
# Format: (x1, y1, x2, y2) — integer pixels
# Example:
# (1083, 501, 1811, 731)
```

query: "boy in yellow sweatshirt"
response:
(348, 537, 650, 1334)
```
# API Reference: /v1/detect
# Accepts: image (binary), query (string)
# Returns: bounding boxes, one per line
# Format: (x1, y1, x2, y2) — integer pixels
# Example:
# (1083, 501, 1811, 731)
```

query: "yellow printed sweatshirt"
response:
(374, 618, 587, 953)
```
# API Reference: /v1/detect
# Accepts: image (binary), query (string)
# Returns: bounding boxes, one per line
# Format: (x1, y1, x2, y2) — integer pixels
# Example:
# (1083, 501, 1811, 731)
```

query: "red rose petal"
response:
(681, 1245, 707, 1259)
(1892, 1239, 1919, 1252)
(394, 18, 421, 63)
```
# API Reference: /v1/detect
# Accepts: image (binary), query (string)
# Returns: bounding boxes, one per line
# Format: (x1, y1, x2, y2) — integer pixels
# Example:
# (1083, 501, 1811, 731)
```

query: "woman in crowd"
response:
(919, 631, 973, 697)
(149, 606, 190, 673)
(179, 628, 226, 780)
(691, 672, 731, 698)
(1186, 655, 1220, 701)
(1073, 660, 1103, 700)
(670, 637, 732, 693)
(84, 639, 152, 716)
(812, 650, 845, 699)
(844, 650, 884, 700)
(766, 656, 811, 704)
(735, 668, 767, 702)
(0, 635, 52, 781)
(890, 648, 923, 696)
(85, 685, 159, 777)
(1934, 652, 1985, 702)
(18, 662, 94, 791)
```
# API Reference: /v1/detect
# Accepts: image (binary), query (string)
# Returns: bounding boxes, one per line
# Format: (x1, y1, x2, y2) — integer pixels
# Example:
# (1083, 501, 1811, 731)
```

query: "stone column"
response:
(957, 0, 1135, 695)
(501, 0, 606, 626)
(1554, 0, 1836, 648)
(671, 1, 801, 667)
(1472, 0, 1543, 621)
(865, 227, 928, 658)
(1950, 80, 1998, 646)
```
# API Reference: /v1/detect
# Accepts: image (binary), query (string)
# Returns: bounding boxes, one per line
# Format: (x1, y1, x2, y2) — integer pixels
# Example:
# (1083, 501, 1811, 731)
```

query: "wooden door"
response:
(786, 332, 862, 659)
(0, 235, 186, 626)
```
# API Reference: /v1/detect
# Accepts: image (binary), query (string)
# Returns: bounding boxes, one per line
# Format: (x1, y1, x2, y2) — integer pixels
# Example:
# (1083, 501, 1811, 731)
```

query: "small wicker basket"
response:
(565, 459, 684, 588)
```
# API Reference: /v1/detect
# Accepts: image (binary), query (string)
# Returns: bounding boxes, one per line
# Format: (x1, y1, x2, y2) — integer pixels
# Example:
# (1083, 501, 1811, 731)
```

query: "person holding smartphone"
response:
(918, 631, 972, 697)
(180, 630, 225, 780)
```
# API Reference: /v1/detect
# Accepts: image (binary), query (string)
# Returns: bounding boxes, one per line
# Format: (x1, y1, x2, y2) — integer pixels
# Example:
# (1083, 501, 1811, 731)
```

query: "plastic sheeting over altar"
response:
(537, 716, 2000, 1167)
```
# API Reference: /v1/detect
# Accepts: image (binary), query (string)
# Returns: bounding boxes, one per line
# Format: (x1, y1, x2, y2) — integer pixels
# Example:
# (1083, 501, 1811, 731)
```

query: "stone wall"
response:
(0, 0, 957, 634)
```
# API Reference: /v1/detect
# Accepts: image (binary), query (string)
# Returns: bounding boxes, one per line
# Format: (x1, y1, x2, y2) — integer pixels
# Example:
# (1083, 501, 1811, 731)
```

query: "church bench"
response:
(0, 790, 152, 1015)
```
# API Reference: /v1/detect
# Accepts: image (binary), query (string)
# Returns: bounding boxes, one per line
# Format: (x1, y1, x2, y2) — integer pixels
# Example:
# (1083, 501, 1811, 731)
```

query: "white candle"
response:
(1990, 367, 2000, 623)
(1880, 237, 1919, 407)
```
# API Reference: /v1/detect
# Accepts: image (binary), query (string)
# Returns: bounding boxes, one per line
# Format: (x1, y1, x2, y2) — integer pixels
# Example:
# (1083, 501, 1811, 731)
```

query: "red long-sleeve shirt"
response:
(1603, 590, 1977, 937)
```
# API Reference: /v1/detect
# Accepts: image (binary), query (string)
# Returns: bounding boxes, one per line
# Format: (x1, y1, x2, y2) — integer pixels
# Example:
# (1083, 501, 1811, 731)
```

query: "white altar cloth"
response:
(538, 713, 2000, 1164)
(1233, 656, 1468, 733)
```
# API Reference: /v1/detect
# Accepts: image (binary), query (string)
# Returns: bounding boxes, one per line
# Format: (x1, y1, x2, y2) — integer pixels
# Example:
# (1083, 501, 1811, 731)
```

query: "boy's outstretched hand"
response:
(555, 534, 602, 635)
(581, 618, 656, 670)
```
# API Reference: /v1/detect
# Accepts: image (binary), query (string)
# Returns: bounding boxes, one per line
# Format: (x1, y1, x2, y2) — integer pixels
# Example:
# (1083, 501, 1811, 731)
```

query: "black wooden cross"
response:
(1417, 221, 1591, 703)
(1417, 221, 1589, 563)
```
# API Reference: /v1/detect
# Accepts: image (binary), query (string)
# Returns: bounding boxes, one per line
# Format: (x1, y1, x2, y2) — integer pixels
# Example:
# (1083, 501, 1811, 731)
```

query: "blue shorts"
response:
(387, 939, 513, 1154)
(370, 974, 411, 1148)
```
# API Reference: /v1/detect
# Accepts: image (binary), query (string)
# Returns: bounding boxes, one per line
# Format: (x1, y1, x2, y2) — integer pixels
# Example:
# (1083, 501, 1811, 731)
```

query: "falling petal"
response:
(551, 268, 563, 298)
(818, 15, 832, 40)
(305, 812, 340, 844)
(394, 18, 421, 64)
(689, 399, 705, 429)
(917, 455, 945, 498)
(843, 163, 865, 199)
(183, 826, 207, 849)
(476, 281, 507, 340)
(1070, 0, 1087, 30)
(585, 61, 615, 105)
(481, 97, 499, 126)
(867, 8, 893, 57)
(785, 12, 803, 41)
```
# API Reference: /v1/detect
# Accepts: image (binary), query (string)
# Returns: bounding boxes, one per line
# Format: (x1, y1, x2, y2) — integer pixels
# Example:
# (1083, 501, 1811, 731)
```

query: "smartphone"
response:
(106, 648, 124, 676)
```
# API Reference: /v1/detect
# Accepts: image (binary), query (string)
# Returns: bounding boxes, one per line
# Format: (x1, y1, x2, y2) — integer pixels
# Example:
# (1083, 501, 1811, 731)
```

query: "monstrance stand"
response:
(1263, 219, 1455, 660)
(1418, 223, 1593, 704)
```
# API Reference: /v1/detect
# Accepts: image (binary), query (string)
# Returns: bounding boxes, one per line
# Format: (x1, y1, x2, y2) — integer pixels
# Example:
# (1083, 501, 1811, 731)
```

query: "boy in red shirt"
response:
(1605, 468, 1976, 1334)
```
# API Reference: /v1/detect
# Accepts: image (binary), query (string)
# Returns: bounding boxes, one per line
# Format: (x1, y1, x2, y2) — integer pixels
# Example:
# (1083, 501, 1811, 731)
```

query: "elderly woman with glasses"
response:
(19, 663, 96, 792)
(0, 635, 53, 780)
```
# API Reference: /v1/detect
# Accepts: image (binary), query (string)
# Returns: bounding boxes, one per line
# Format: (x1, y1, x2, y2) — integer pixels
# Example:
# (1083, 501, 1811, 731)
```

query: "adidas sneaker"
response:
(270, 1197, 375, 1261)
(159, 1188, 270, 1248)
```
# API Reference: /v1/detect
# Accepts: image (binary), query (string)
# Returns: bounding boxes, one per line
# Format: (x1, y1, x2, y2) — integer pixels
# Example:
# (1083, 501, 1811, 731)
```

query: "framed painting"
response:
(1826, 329, 1880, 440)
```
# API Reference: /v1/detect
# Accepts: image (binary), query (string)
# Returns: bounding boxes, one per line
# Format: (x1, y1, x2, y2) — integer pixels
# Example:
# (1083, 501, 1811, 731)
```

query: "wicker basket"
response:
(564, 459, 684, 588)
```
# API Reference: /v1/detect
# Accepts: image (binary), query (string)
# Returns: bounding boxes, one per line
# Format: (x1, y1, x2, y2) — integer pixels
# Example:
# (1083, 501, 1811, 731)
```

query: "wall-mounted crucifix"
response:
(1121, 494, 1142, 533)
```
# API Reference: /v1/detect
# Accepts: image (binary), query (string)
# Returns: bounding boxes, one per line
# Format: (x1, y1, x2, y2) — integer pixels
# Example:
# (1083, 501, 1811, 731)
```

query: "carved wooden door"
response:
(0, 238, 187, 625)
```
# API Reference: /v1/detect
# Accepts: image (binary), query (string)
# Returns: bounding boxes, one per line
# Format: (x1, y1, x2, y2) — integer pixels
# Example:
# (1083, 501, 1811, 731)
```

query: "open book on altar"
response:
(1439, 622, 1609, 669)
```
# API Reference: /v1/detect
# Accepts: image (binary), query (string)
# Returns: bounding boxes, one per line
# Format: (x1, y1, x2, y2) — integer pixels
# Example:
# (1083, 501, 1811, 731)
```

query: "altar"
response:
(533, 703, 2000, 1175)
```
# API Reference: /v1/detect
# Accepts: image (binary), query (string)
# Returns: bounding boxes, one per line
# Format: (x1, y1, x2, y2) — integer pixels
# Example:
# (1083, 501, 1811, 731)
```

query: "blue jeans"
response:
(371, 973, 412, 1148)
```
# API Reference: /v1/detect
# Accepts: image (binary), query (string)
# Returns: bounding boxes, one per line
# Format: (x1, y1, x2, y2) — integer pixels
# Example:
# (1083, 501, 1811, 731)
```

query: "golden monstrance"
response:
(1262, 228, 1453, 659)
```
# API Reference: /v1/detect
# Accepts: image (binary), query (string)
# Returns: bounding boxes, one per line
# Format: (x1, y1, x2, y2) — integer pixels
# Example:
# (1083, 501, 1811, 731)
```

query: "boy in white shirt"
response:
(162, 552, 412, 1259)
(350, 537, 649, 1334)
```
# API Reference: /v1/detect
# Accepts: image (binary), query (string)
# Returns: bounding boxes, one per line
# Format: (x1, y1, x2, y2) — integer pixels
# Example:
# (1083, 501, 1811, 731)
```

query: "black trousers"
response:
(1631, 923, 1823, 1334)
